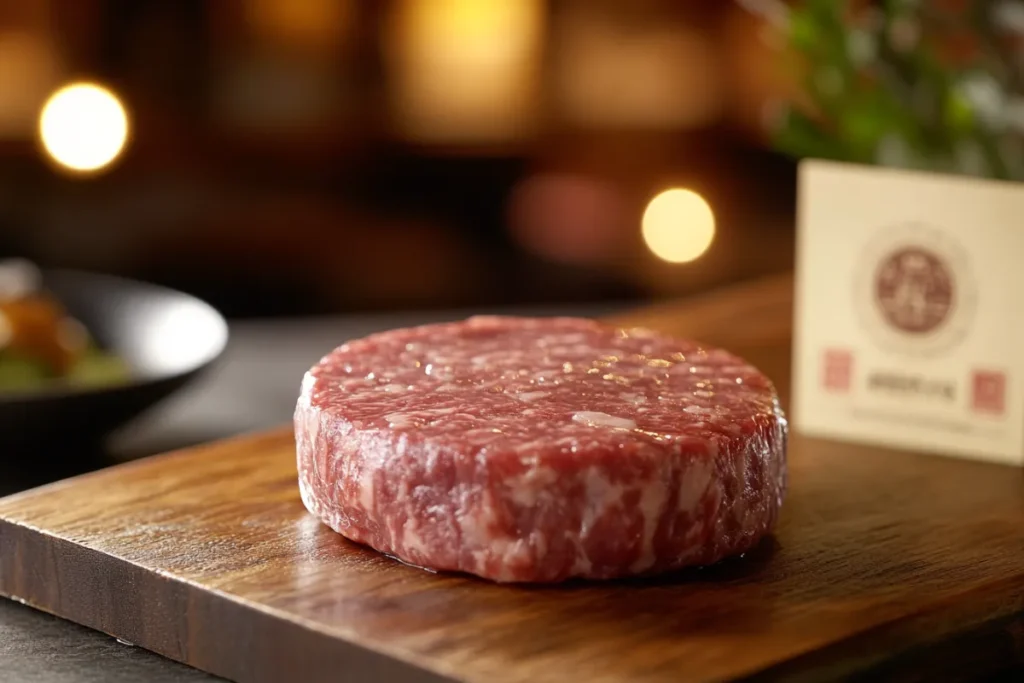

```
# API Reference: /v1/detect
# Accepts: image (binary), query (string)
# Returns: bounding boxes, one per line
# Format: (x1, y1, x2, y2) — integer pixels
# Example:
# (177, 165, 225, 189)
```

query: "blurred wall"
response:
(0, 0, 797, 317)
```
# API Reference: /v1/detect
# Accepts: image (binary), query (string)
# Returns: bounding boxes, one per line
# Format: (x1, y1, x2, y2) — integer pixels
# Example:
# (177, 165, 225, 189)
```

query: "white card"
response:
(792, 159, 1024, 466)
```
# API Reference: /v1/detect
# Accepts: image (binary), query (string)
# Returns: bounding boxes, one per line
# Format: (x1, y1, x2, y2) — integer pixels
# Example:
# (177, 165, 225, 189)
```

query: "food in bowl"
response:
(0, 260, 129, 394)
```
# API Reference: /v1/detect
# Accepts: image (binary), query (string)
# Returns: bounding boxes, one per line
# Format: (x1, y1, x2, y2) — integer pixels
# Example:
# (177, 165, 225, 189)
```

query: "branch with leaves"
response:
(744, 0, 1024, 180)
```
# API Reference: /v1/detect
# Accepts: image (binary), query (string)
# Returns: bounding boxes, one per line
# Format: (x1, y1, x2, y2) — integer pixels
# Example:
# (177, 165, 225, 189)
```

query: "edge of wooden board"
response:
(3, 495, 1023, 683)
(741, 577, 1024, 682)
(0, 429, 456, 682)
(0, 505, 456, 683)
(2, 426, 1024, 682)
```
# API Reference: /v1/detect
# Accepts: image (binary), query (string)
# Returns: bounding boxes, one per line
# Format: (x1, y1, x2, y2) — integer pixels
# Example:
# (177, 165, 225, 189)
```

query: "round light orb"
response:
(39, 82, 129, 173)
(641, 188, 716, 263)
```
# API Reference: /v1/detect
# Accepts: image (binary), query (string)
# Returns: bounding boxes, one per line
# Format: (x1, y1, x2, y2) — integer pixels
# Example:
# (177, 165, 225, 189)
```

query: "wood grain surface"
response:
(2, 273, 1024, 683)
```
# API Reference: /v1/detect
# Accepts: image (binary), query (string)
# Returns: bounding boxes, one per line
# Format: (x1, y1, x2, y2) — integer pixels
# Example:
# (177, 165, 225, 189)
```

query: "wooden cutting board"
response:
(2, 274, 1024, 683)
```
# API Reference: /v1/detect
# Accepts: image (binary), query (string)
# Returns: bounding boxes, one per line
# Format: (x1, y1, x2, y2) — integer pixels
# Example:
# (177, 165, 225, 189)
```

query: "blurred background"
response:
(7, 0, 1021, 317)
(0, 0, 809, 317)
(7, 0, 1024, 319)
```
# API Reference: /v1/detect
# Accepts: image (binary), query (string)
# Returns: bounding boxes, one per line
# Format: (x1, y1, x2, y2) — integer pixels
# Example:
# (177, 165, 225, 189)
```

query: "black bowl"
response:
(0, 270, 228, 452)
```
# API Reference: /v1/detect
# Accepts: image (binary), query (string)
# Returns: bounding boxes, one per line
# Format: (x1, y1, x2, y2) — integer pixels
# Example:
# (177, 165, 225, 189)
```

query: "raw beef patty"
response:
(295, 316, 787, 583)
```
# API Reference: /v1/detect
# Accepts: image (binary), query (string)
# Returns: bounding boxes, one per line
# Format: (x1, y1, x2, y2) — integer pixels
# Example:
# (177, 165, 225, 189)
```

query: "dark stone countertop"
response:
(0, 600, 222, 683)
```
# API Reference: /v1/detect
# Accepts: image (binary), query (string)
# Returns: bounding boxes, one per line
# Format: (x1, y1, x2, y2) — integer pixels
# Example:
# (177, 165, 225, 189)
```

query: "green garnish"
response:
(66, 348, 131, 388)
(0, 353, 51, 391)
(0, 347, 130, 393)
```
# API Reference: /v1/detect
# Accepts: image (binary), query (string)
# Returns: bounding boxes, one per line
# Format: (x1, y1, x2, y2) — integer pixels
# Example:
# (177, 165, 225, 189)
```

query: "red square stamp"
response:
(971, 371, 1006, 415)
(822, 349, 853, 393)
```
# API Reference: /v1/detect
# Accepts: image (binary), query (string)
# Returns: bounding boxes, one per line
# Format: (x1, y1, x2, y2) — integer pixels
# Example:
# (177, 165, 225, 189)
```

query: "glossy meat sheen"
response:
(295, 316, 787, 583)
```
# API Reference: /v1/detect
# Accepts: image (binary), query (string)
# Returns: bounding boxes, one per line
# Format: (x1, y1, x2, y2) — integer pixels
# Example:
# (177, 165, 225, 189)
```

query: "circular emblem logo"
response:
(855, 223, 974, 357)
(874, 247, 954, 334)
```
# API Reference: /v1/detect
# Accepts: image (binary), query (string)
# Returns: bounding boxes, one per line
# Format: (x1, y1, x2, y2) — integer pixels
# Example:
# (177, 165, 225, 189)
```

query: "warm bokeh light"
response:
(39, 82, 129, 173)
(245, 0, 352, 52)
(508, 174, 627, 266)
(553, 10, 721, 131)
(641, 189, 716, 263)
(385, 0, 543, 143)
